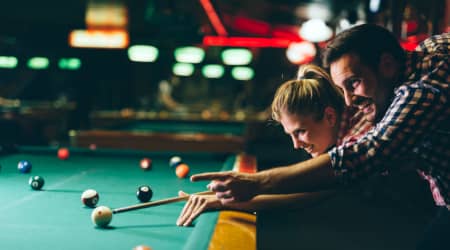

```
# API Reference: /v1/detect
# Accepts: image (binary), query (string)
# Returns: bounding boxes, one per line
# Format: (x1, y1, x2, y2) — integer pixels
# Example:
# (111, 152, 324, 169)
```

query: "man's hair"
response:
(322, 24, 406, 70)
(271, 64, 344, 122)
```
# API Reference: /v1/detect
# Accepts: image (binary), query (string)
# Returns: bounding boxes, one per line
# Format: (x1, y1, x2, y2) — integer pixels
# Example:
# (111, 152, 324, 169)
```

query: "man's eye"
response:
(294, 130, 305, 136)
(350, 79, 361, 89)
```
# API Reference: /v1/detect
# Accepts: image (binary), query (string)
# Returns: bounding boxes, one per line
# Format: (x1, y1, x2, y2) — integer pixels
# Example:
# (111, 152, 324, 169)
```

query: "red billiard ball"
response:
(29, 176, 45, 190)
(140, 158, 152, 171)
(175, 163, 190, 179)
(81, 189, 99, 208)
(136, 185, 153, 202)
(57, 148, 70, 160)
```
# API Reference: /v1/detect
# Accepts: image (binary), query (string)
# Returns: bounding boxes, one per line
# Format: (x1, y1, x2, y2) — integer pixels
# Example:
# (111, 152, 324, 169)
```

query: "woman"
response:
(176, 64, 373, 226)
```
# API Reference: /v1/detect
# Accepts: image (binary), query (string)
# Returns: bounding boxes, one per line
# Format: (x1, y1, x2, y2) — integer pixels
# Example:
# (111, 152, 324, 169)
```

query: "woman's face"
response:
(280, 109, 337, 157)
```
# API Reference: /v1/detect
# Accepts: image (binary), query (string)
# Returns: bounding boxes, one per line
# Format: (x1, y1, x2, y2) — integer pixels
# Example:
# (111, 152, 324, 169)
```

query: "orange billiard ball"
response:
(175, 163, 190, 179)
(57, 148, 70, 160)
(140, 158, 152, 171)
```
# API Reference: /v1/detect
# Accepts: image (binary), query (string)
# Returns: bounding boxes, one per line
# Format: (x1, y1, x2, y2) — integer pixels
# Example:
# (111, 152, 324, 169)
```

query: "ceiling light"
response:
(299, 19, 333, 43)
(221, 48, 252, 65)
(231, 67, 254, 80)
(174, 46, 205, 64)
(128, 45, 159, 62)
(202, 64, 224, 78)
(173, 63, 194, 76)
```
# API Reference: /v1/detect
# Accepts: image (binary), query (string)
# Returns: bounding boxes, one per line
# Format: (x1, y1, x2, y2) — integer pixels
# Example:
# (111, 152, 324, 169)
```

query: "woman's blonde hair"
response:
(271, 64, 344, 122)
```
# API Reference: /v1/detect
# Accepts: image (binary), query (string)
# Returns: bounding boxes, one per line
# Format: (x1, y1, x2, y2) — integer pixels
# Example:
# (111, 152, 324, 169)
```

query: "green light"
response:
(27, 57, 49, 70)
(231, 67, 254, 80)
(0, 56, 18, 69)
(58, 58, 81, 70)
(128, 45, 159, 62)
(202, 64, 224, 79)
(172, 63, 194, 76)
(221, 48, 252, 65)
(174, 46, 205, 63)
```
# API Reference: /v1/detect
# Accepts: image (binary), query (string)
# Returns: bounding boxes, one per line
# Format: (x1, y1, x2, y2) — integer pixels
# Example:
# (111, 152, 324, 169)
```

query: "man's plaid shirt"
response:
(329, 32, 449, 207)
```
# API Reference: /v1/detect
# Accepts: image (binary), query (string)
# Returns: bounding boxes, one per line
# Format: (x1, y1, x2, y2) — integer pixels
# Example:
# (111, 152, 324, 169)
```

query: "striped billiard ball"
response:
(81, 189, 99, 208)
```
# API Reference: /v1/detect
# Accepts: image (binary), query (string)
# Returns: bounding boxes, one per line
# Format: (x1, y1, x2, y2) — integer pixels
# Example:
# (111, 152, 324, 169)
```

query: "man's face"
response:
(330, 53, 389, 122)
(280, 111, 336, 158)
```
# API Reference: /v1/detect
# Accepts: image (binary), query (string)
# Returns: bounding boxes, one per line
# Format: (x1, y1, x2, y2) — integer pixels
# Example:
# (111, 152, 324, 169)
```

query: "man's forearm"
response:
(257, 153, 338, 194)
(223, 190, 336, 212)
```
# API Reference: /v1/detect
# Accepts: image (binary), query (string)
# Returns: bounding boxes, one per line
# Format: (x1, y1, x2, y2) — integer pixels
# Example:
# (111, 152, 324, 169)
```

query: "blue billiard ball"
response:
(18, 160, 32, 173)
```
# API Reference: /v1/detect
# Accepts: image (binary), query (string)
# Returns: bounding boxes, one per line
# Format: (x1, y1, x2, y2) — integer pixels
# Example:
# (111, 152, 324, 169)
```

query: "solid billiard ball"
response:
(91, 206, 112, 227)
(140, 158, 152, 171)
(136, 185, 153, 202)
(81, 189, 99, 208)
(57, 148, 70, 160)
(133, 245, 153, 250)
(29, 176, 45, 190)
(18, 160, 32, 173)
(175, 163, 190, 179)
(169, 156, 182, 168)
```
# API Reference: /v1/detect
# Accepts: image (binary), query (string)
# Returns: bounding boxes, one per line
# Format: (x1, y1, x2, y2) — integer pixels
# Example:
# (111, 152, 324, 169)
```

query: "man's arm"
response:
(191, 153, 338, 202)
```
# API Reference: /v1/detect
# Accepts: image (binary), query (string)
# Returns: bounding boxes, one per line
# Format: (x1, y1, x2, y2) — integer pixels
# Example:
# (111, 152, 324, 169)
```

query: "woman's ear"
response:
(324, 106, 337, 127)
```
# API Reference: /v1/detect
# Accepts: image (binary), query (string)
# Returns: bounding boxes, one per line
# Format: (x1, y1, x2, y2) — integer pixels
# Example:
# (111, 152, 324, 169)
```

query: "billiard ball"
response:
(175, 163, 190, 178)
(169, 156, 182, 168)
(81, 189, 99, 208)
(18, 160, 32, 173)
(133, 245, 153, 250)
(140, 158, 152, 171)
(136, 185, 153, 202)
(91, 206, 112, 227)
(57, 148, 70, 160)
(29, 176, 45, 190)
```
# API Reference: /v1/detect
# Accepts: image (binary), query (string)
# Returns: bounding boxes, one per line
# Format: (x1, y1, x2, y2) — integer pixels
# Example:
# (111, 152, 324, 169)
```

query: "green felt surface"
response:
(0, 147, 233, 250)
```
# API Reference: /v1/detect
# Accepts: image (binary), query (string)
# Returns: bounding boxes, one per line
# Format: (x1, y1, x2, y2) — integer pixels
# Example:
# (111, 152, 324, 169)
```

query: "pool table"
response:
(0, 146, 256, 250)
(70, 119, 246, 153)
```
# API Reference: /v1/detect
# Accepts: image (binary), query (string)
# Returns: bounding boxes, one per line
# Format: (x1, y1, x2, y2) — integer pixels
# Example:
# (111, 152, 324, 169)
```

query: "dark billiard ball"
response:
(81, 189, 100, 208)
(57, 148, 70, 160)
(169, 156, 182, 168)
(140, 158, 152, 171)
(18, 160, 32, 173)
(136, 185, 153, 202)
(29, 176, 45, 190)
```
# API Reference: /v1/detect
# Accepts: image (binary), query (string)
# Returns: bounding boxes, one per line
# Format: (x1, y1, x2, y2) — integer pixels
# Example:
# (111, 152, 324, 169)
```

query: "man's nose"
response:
(343, 90, 353, 106)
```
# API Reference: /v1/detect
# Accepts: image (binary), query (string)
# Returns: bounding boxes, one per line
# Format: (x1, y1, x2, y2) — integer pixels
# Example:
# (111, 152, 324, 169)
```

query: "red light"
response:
(203, 36, 294, 48)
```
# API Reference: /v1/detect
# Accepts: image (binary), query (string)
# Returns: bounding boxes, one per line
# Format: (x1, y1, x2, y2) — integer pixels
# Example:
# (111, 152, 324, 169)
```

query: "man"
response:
(191, 24, 449, 249)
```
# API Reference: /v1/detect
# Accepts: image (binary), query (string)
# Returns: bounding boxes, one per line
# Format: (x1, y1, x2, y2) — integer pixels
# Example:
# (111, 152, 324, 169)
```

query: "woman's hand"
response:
(176, 190, 223, 227)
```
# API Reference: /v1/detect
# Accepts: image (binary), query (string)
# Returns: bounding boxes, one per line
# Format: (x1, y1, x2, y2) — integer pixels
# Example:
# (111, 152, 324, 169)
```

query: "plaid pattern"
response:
(329, 32, 450, 206)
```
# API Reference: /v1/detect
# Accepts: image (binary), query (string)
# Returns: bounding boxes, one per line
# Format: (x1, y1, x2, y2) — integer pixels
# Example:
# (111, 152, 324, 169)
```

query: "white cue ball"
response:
(91, 206, 112, 227)
(81, 189, 99, 208)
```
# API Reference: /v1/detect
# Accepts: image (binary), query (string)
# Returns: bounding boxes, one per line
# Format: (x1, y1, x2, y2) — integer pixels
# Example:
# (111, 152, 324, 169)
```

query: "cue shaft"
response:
(112, 190, 214, 214)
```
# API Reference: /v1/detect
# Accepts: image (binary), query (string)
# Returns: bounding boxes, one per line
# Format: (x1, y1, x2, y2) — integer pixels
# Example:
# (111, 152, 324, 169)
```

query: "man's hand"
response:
(190, 171, 262, 204)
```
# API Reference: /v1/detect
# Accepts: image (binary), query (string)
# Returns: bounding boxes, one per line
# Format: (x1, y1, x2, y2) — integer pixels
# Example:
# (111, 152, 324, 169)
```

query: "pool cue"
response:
(112, 190, 214, 214)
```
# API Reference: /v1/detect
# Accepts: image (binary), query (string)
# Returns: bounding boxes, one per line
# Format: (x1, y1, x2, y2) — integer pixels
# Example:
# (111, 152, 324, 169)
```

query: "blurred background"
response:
(0, 0, 449, 165)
